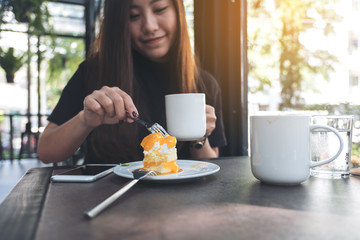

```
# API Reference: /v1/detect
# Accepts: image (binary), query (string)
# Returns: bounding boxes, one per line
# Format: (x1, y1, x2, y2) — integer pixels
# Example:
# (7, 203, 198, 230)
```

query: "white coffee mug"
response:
(250, 115, 344, 185)
(165, 93, 206, 141)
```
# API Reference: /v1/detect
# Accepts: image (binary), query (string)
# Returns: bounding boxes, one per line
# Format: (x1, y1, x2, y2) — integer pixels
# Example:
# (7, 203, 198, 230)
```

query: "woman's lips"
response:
(142, 36, 164, 45)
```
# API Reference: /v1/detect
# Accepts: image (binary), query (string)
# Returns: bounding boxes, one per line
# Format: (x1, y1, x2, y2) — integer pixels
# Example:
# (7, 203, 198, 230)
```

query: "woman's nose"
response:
(142, 13, 159, 35)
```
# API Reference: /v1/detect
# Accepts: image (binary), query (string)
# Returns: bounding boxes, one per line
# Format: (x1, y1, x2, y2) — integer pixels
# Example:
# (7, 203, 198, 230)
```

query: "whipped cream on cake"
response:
(141, 132, 180, 175)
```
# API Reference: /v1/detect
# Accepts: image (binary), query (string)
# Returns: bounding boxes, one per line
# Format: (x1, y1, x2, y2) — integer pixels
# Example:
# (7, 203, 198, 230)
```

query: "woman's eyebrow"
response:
(130, 0, 165, 9)
(130, 0, 164, 8)
(151, 0, 165, 4)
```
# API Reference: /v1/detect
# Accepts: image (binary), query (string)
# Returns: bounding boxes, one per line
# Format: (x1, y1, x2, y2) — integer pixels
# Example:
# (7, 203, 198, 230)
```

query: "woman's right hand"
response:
(81, 86, 138, 128)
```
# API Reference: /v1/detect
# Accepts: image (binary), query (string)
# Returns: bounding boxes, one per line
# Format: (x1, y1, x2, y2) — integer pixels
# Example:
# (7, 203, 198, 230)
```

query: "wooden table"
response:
(1, 156, 360, 240)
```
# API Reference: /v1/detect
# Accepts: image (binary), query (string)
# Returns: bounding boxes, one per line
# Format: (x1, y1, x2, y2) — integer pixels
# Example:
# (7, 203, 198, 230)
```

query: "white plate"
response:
(113, 160, 220, 181)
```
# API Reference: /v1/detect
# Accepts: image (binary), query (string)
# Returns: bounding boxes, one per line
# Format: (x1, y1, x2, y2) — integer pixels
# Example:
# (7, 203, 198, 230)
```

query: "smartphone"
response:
(51, 164, 116, 183)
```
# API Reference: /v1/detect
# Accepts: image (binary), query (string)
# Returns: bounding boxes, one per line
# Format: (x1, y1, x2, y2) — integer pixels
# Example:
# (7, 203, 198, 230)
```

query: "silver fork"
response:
(84, 169, 157, 219)
(127, 113, 169, 137)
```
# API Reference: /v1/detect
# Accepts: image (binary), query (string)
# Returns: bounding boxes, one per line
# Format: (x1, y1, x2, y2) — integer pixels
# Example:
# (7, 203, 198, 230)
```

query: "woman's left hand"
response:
(205, 105, 216, 137)
(189, 104, 219, 159)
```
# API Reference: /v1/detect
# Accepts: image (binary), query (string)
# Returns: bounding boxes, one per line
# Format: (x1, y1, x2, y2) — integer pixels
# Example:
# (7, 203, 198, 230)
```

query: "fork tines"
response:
(151, 123, 169, 137)
(147, 171, 157, 177)
(133, 169, 157, 180)
(128, 112, 169, 137)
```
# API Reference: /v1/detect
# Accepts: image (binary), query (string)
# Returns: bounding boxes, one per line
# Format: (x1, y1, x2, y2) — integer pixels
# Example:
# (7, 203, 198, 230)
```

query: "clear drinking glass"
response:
(310, 115, 354, 179)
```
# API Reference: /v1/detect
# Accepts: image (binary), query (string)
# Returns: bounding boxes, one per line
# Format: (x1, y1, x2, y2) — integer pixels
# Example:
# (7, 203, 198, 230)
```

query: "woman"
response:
(37, 0, 227, 164)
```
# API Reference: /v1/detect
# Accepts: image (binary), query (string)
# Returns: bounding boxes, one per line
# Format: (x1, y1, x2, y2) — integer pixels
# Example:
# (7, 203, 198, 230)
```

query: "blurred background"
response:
(0, 0, 360, 162)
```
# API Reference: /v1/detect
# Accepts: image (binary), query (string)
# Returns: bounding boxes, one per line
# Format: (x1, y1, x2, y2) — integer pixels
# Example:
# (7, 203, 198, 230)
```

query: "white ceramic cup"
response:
(250, 115, 344, 185)
(165, 93, 206, 141)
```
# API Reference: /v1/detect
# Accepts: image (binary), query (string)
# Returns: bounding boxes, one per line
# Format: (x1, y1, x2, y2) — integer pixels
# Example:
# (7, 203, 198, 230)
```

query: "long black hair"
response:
(85, 0, 201, 163)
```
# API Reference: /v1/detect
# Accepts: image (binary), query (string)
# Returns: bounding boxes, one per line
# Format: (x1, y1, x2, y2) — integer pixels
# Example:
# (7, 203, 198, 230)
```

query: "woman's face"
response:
(129, 0, 177, 62)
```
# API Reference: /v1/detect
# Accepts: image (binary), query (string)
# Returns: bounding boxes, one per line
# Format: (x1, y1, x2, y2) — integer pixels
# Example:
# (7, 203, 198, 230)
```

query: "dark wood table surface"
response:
(1, 156, 360, 240)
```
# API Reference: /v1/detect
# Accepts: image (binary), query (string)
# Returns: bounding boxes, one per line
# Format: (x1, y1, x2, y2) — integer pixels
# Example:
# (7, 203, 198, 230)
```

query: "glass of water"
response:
(310, 115, 354, 179)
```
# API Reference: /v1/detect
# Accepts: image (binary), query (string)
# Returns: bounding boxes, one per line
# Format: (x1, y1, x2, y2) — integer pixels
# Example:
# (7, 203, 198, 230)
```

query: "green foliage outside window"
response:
(0, 0, 50, 34)
(248, 0, 341, 110)
(0, 47, 24, 83)
(44, 37, 85, 110)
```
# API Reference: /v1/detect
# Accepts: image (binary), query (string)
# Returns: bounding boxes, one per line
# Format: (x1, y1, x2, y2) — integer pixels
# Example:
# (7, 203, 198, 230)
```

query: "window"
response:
(353, 0, 360, 10)
(248, 0, 360, 110)
(0, 1, 86, 113)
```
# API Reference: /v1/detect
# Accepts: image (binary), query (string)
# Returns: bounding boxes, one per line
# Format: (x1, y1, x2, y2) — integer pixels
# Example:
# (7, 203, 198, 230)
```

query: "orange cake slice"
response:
(141, 132, 180, 175)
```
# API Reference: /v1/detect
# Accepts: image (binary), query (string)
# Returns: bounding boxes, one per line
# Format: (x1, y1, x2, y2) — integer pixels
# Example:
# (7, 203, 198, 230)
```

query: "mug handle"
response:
(309, 125, 344, 168)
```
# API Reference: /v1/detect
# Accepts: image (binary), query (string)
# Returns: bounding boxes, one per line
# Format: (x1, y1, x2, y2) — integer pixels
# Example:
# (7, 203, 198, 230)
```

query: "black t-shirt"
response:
(48, 58, 227, 164)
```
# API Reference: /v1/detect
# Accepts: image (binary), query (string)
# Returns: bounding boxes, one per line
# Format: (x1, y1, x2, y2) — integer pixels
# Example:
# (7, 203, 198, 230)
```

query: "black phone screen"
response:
(58, 165, 114, 176)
